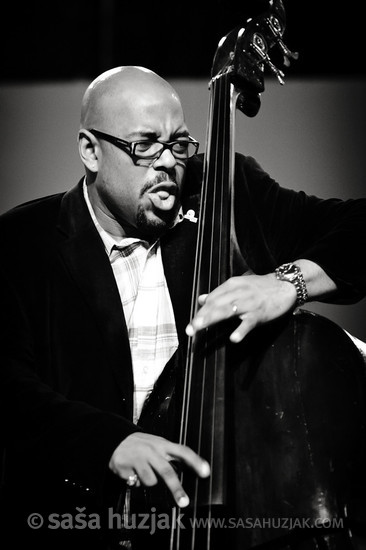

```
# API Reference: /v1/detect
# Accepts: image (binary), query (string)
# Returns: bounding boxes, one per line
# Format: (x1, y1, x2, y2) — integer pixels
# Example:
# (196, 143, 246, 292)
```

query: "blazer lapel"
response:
(55, 181, 134, 416)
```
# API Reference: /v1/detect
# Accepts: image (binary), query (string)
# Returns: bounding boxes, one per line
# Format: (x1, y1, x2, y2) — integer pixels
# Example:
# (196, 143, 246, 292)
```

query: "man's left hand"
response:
(185, 273, 297, 343)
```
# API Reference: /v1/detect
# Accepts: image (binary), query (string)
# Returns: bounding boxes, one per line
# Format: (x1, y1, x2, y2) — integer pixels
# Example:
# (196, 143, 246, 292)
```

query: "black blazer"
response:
(1, 154, 366, 544)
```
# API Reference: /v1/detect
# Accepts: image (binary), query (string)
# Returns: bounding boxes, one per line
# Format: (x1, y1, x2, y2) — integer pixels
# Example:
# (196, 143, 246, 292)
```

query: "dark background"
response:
(2, 0, 364, 81)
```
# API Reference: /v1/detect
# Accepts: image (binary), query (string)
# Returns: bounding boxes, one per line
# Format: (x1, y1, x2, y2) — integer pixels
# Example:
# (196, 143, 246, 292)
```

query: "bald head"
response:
(77, 65, 193, 241)
(80, 66, 184, 133)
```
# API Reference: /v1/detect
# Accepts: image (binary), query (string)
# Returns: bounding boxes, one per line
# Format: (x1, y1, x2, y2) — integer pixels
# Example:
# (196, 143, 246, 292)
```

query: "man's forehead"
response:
(103, 92, 186, 136)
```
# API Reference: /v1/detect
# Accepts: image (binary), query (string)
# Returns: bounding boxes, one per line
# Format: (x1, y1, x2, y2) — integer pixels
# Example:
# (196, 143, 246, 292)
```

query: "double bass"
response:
(115, 1, 366, 548)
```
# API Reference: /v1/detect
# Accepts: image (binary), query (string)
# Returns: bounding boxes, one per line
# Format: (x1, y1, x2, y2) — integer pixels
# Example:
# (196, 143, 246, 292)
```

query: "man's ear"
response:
(78, 129, 99, 173)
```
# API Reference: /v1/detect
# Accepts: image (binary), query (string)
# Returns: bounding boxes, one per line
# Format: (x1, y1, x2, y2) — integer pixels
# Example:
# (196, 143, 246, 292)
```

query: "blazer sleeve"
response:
(236, 154, 366, 302)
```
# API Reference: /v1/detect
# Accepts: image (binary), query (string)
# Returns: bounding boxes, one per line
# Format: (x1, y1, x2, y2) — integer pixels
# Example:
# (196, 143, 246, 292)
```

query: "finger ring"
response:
(232, 303, 238, 315)
(126, 474, 139, 487)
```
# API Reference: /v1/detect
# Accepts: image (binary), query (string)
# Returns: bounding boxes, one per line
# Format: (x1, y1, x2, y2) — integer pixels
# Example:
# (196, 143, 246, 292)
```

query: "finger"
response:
(200, 277, 245, 301)
(166, 443, 211, 479)
(125, 472, 142, 488)
(133, 465, 158, 487)
(110, 458, 156, 488)
(229, 314, 257, 343)
(150, 457, 190, 508)
(196, 278, 247, 310)
(151, 445, 210, 508)
(186, 291, 240, 335)
(131, 433, 210, 479)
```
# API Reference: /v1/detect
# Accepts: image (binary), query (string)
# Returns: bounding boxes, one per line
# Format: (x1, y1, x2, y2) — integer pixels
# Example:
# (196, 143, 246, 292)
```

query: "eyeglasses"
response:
(88, 128, 199, 166)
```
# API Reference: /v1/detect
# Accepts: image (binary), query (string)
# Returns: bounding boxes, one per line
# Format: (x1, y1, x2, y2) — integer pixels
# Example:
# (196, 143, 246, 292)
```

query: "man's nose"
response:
(152, 147, 177, 169)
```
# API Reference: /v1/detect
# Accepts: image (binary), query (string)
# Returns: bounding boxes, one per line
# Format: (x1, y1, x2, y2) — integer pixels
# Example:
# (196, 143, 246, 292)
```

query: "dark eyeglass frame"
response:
(87, 128, 199, 166)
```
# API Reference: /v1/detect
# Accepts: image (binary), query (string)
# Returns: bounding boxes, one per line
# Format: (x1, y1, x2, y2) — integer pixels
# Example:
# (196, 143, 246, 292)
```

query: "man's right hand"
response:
(109, 432, 211, 507)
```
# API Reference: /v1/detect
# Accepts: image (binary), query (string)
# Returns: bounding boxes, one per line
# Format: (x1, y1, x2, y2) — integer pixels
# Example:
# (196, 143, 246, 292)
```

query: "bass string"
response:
(193, 74, 232, 549)
(172, 72, 232, 550)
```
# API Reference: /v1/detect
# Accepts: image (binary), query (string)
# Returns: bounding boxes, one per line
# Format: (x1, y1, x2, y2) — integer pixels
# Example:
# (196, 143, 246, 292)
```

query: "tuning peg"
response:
(277, 38, 299, 67)
(263, 54, 285, 84)
(265, 14, 299, 68)
(251, 31, 285, 84)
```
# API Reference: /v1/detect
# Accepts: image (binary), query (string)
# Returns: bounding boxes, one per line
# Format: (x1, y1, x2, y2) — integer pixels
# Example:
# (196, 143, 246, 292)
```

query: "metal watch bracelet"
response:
(274, 262, 308, 307)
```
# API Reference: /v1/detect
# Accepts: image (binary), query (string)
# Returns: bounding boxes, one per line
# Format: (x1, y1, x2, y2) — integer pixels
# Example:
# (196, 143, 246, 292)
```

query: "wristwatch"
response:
(275, 262, 308, 307)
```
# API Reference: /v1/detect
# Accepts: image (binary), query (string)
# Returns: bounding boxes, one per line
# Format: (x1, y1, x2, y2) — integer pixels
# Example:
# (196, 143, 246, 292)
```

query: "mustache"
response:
(139, 173, 178, 197)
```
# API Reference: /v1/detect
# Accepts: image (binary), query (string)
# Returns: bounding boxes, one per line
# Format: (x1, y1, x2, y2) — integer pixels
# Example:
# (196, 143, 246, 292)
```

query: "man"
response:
(0, 66, 365, 549)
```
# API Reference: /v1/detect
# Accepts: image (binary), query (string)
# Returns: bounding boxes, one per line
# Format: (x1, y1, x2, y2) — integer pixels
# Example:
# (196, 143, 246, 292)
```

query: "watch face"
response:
(286, 270, 298, 281)
(278, 263, 299, 281)
(285, 265, 297, 276)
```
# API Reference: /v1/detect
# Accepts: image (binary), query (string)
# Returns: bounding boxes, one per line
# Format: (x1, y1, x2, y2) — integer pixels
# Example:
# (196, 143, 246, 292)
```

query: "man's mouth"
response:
(146, 182, 178, 211)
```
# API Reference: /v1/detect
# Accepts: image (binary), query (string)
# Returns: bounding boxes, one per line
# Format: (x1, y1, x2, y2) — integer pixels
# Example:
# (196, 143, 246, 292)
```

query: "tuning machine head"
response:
(210, 0, 298, 117)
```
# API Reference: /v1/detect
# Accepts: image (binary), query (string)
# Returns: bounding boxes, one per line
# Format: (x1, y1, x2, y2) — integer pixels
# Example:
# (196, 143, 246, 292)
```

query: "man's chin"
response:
(136, 207, 178, 241)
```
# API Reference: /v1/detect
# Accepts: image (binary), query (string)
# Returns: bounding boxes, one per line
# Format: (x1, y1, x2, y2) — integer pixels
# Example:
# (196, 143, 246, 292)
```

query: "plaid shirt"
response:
(83, 182, 179, 423)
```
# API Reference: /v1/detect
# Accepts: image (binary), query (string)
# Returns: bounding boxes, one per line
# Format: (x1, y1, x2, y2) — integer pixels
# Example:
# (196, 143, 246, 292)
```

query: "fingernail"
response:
(177, 495, 190, 508)
(230, 331, 241, 343)
(185, 324, 194, 336)
(201, 461, 211, 477)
